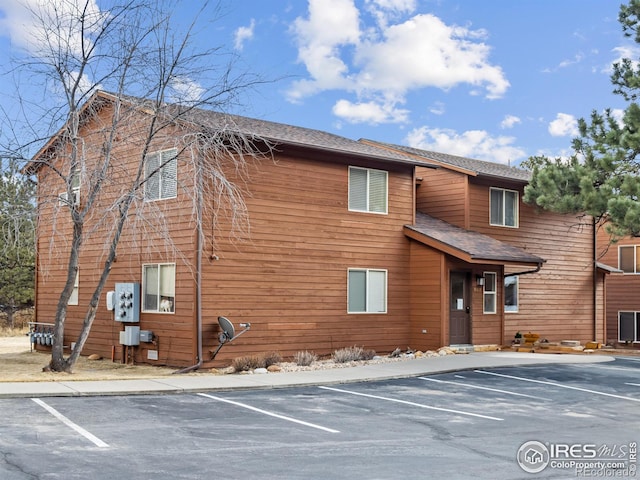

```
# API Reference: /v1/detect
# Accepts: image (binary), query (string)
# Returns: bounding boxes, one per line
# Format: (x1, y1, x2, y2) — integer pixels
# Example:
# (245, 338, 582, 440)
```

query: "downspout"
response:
(174, 152, 204, 374)
(592, 217, 597, 342)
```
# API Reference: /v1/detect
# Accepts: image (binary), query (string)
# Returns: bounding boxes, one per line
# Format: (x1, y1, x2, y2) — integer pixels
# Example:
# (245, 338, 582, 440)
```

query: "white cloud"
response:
(548, 113, 579, 137)
(332, 98, 409, 124)
(234, 19, 256, 51)
(0, 0, 106, 60)
(288, 0, 509, 124)
(429, 101, 445, 115)
(169, 76, 205, 105)
(500, 115, 521, 129)
(405, 126, 526, 165)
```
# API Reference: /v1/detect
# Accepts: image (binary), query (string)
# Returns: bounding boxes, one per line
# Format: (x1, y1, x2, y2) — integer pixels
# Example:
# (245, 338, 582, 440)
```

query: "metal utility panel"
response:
(120, 326, 140, 346)
(114, 283, 140, 322)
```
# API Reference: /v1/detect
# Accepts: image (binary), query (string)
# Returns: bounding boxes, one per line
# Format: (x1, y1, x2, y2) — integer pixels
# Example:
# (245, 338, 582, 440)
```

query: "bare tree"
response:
(1, 0, 271, 372)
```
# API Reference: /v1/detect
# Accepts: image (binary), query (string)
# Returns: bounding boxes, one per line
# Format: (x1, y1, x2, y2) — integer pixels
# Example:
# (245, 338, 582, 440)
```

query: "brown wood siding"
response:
(408, 241, 445, 350)
(466, 180, 596, 344)
(199, 155, 416, 365)
(415, 166, 467, 228)
(34, 106, 198, 367)
(596, 229, 640, 345)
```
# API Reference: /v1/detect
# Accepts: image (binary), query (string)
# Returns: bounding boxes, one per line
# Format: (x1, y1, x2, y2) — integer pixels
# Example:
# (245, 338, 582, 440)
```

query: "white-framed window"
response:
(348, 268, 387, 313)
(490, 187, 519, 227)
(348, 166, 388, 214)
(619, 245, 640, 274)
(483, 272, 497, 314)
(68, 269, 79, 305)
(618, 311, 640, 342)
(145, 148, 177, 201)
(142, 263, 175, 313)
(504, 275, 518, 313)
(58, 168, 81, 206)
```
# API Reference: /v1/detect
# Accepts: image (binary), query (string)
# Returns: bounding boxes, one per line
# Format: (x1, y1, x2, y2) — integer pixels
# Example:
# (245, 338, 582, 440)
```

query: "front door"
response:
(449, 271, 471, 344)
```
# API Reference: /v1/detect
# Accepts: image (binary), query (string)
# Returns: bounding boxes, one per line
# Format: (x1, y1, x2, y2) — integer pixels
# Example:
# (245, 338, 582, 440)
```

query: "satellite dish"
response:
(218, 316, 235, 343)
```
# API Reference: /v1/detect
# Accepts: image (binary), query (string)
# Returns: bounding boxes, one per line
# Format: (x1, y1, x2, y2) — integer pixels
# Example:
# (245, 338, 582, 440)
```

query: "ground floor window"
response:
(348, 268, 387, 313)
(68, 269, 79, 305)
(142, 263, 175, 313)
(619, 311, 640, 342)
(483, 272, 497, 314)
(504, 275, 518, 312)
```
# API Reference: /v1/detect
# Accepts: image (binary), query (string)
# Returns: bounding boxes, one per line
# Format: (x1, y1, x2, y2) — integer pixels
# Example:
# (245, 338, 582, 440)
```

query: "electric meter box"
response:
(139, 330, 153, 342)
(114, 282, 140, 323)
(119, 325, 140, 346)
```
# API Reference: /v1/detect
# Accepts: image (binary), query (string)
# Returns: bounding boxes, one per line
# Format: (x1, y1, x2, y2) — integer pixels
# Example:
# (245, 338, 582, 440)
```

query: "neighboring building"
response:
(596, 226, 640, 348)
(28, 91, 608, 368)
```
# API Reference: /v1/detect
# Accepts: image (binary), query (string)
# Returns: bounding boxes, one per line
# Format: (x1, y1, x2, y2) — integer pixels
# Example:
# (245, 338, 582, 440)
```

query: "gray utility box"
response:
(119, 326, 140, 346)
(139, 330, 153, 342)
(114, 283, 140, 323)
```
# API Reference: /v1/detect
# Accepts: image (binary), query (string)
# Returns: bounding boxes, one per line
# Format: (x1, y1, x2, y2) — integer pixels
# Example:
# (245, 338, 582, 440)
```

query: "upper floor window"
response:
(490, 187, 518, 227)
(619, 245, 640, 273)
(348, 268, 387, 313)
(504, 275, 518, 313)
(142, 263, 175, 313)
(483, 272, 497, 314)
(145, 148, 177, 201)
(59, 168, 81, 207)
(348, 166, 388, 214)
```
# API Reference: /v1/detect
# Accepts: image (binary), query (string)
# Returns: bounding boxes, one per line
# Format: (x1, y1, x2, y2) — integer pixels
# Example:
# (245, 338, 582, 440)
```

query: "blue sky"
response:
(0, 0, 636, 166)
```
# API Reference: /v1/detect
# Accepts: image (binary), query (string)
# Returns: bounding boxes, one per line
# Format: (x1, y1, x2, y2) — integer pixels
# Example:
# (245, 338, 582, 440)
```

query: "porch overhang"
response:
(405, 212, 545, 268)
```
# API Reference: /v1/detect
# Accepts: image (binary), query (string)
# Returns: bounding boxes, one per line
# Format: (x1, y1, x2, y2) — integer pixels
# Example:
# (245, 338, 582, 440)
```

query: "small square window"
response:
(348, 167, 388, 214)
(142, 263, 175, 313)
(348, 268, 387, 313)
(490, 187, 518, 227)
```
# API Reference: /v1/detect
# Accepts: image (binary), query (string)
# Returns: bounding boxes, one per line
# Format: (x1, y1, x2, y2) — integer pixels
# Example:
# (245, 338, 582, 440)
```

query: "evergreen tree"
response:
(0, 158, 35, 327)
(523, 0, 640, 239)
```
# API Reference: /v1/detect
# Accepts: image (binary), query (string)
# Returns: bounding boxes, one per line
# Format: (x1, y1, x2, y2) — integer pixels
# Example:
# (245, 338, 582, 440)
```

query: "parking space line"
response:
(31, 398, 109, 448)
(419, 377, 545, 400)
(625, 383, 640, 387)
(197, 393, 339, 433)
(476, 370, 640, 403)
(618, 357, 640, 362)
(318, 386, 503, 421)
(569, 364, 639, 372)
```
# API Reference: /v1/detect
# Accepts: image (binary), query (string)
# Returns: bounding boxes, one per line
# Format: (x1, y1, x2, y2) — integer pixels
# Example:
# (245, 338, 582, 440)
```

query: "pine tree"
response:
(523, 0, 640, 238)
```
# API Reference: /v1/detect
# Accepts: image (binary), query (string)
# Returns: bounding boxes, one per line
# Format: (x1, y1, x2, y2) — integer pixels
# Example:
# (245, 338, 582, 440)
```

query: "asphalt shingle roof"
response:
(406, 212, 545, 265)
(361, 140, 531, 182)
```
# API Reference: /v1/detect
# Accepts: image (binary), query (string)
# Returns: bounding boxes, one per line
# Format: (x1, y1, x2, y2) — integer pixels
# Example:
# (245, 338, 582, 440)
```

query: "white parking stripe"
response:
(318, 386, 503, 421)
(419, 377, 545, 400)
(625, 383, 640, 387)
(197, 393, 339, 433)
(31, 398, 109, 448)
(570, 364, 639, 372)
(476, 370, 640, 403)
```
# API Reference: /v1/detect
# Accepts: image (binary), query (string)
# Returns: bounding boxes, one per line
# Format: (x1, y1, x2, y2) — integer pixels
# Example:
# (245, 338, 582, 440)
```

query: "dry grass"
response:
(0, 336, 179, 382)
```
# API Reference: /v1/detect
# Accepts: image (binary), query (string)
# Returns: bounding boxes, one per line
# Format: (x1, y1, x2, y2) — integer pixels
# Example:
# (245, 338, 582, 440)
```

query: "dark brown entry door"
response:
(449, 271, 470, 344)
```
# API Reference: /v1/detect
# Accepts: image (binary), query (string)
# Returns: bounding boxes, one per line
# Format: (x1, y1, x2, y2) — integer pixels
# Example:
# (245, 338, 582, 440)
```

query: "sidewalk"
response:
(0, 351, 614, 399)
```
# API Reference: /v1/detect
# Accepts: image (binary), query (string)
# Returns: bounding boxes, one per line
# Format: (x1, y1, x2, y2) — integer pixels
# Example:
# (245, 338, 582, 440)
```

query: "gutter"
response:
(504, 263, 543, 277)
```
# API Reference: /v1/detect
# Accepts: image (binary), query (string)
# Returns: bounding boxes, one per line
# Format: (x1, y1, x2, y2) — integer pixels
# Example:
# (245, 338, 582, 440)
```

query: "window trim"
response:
(347, 268, 388, 314)
(142, 263, 176, 314)
(618, 245, 640, 274)
(483, 272, 497, 314)
(618, 311, 640, 343)
(348, 166, 388, 215)
(144, 148, 178, 202)
(489, 187, 519, 228)
(504, 275, 518, 313)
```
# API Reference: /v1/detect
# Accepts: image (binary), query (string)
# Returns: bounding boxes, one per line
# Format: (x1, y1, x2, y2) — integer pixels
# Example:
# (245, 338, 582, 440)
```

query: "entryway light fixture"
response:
(476, 275, 485, 286)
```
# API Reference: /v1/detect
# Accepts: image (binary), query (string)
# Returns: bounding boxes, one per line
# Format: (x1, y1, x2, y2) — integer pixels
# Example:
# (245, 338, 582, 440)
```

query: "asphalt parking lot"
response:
(1, 358, 639, 479)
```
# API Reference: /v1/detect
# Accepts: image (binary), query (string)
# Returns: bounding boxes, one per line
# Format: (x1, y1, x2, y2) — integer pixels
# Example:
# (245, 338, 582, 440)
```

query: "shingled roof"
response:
(405, 212, 544, 266)
(360, 140, 531, 183)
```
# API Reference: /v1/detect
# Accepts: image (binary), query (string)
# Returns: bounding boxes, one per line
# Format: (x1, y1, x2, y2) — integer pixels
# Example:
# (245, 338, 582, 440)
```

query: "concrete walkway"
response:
(0, 351, 614, 399)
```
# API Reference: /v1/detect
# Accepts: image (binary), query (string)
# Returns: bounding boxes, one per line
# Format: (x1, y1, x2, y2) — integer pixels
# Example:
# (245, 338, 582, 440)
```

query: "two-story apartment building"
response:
(29, 91, 608, 368)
